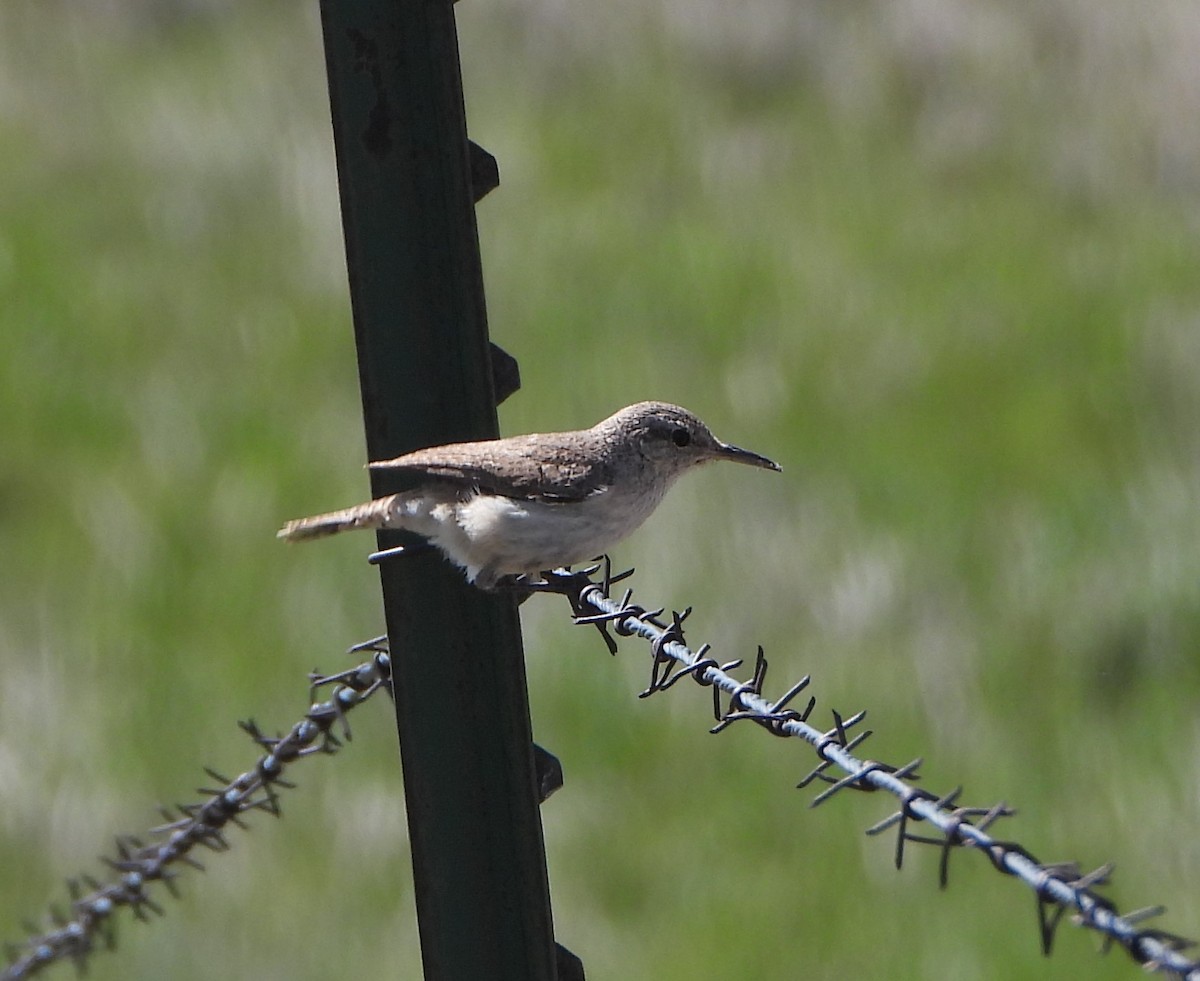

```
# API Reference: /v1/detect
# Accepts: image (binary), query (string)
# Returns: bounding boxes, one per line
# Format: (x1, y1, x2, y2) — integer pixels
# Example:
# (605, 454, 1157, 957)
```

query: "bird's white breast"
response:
(446, 481, 668, 582)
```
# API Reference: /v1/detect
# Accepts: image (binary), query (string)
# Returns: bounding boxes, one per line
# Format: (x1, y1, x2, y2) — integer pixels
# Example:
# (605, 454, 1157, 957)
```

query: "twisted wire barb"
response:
(1, 644, 392, 981)
(524, 564, 1199, 980)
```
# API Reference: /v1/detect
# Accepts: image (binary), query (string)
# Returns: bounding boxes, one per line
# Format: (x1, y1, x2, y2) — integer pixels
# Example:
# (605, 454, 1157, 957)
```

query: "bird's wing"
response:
(369, 433, 609, 503)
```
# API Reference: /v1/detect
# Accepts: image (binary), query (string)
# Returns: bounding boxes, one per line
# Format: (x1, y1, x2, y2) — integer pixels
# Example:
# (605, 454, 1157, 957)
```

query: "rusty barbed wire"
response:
(0, 643, 392, 981)
(522, 562, 1200, 980)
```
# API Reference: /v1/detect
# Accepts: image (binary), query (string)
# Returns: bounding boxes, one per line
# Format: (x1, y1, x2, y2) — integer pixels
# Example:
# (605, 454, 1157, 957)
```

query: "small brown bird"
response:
(278, 401, 780, 588)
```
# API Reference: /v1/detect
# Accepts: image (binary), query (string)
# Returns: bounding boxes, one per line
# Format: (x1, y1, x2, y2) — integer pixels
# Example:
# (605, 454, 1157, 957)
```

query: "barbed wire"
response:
(0, 643, 392, 981)
(519, 561, 1200, 980)
(5, 563, 1196, 979)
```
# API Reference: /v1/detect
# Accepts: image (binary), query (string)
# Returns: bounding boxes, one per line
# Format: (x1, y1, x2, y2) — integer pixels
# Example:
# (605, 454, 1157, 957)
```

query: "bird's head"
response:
(603, 401, 781, 477)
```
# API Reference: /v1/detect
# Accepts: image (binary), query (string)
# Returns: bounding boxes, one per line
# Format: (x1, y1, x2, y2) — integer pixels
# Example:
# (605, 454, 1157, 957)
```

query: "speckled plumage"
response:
(278, 401, 780, 588)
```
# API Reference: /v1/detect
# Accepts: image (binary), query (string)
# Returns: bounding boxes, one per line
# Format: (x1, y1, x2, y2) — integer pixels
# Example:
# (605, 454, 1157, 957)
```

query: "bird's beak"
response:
(715, 441, 782, 472)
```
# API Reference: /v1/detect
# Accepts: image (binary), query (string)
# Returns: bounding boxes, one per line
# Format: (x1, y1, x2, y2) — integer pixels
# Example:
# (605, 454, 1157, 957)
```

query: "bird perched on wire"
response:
(278, 401, 780, 589)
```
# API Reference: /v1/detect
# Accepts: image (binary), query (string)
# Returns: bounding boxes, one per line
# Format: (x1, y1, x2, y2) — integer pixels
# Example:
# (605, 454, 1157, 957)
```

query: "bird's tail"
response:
(277, 493, 402, 542)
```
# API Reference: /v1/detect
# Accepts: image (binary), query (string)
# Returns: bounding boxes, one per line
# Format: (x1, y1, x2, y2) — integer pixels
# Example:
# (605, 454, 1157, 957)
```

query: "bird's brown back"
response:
(370, 430, 616, 502)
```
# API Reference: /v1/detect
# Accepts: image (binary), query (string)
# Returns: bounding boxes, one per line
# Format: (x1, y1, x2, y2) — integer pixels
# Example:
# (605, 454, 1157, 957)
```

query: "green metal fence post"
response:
(317, 2, 560, 977)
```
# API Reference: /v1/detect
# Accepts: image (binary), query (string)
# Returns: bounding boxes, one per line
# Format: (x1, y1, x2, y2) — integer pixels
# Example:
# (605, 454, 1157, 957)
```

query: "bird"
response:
(277, 401, 781, 589)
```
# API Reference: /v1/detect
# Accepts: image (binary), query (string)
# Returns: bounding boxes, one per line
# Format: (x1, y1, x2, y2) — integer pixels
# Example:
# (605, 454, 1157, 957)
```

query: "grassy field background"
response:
(2, 1, 1199, 978)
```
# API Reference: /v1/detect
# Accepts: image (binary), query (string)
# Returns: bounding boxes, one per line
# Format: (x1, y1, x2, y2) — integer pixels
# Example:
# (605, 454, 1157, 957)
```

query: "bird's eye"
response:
(671, 427, 691, 448)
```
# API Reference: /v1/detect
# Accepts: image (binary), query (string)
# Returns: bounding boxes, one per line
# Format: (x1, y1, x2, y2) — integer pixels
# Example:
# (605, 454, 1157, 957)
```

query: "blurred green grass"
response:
(2, 1, 1199, 978)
